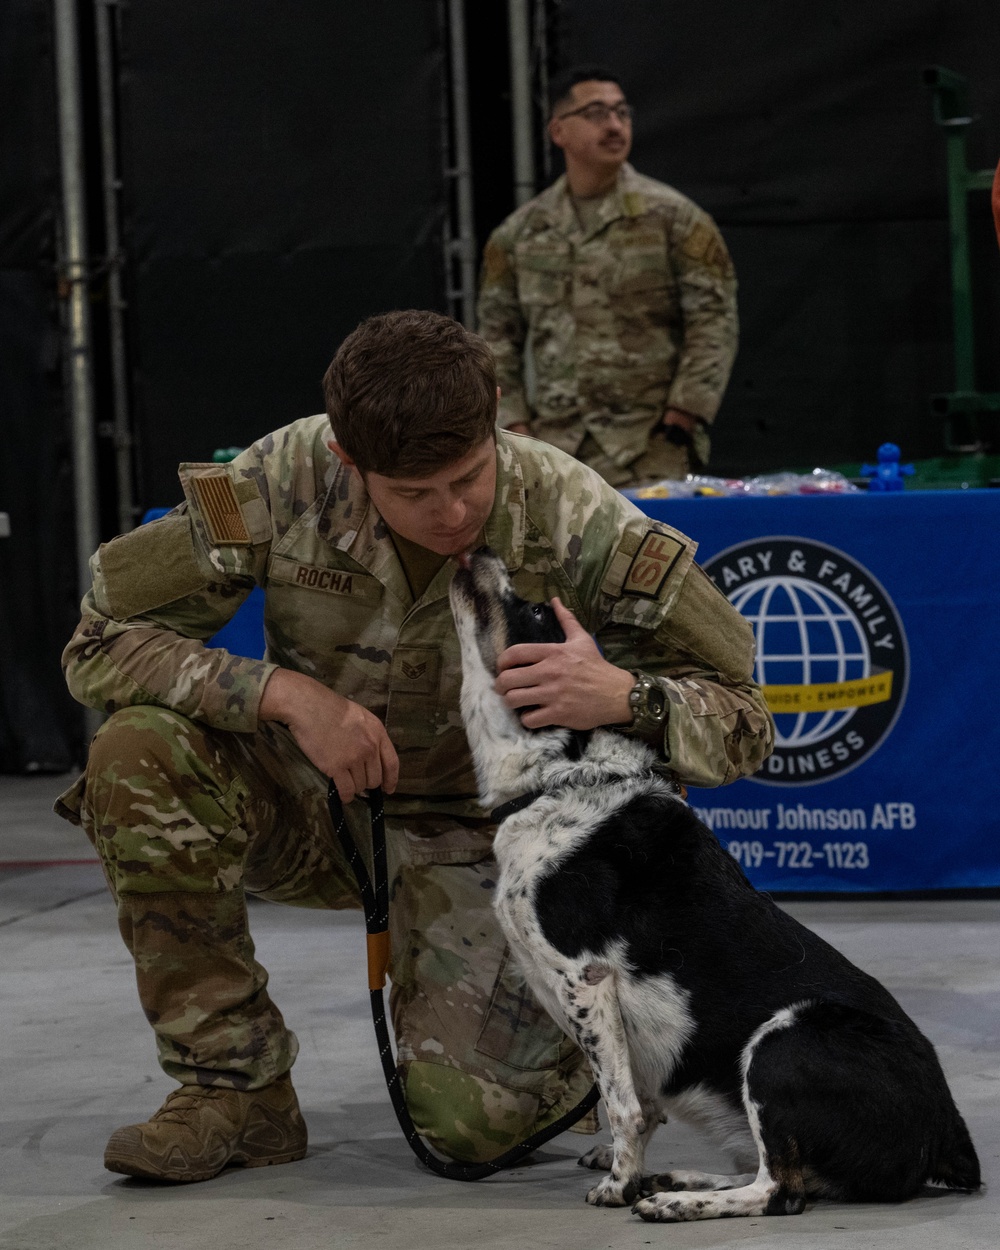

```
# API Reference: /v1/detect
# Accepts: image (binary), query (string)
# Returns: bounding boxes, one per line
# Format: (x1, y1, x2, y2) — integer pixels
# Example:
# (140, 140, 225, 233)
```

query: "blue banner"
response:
(638, 490, 1000, 893)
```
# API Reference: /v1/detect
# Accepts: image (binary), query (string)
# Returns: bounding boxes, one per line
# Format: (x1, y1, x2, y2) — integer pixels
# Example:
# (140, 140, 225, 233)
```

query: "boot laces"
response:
(153, 1085, 231, 1124)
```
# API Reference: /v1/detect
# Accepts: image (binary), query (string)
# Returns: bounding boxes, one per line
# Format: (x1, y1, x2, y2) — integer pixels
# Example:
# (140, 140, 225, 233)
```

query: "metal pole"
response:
(55, 0, 104, 745)
(447, 0, 476, 327)
(534, 0, 553, 183)
(95, 0, 135, 535)
(508, 0, 535, 206)
(437, 0, 457, 319)
(54, 0, 100, 595)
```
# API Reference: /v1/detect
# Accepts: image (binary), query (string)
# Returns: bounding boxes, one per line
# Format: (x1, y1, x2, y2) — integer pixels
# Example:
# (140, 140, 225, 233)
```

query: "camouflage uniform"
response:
(477, 163, 738, 487)
(57, 418, 772, 1161)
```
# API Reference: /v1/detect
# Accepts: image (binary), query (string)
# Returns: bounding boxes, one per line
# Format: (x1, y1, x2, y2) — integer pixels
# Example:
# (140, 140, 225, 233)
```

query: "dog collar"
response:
(490, 789, 545, 824)
(490, 763, 682, 826)
(488, 730, 591, 824)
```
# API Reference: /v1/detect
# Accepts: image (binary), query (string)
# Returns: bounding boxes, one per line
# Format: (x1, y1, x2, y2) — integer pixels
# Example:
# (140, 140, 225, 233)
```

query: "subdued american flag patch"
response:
(190, 472, 251, 545)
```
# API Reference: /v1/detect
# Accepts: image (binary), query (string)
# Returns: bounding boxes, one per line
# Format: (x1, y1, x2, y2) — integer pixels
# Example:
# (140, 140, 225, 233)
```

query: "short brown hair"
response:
(323, 309, 498, 477)
(549, 64, 625, 117)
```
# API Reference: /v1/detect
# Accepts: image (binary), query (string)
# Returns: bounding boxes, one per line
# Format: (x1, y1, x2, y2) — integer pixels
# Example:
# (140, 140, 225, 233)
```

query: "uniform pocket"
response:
(517, 266, 569, 306)
(514, 240, 571, 307)
(475, 948, 563, 1072)
(54, 773, 87, 826)
(97, 515, 212, 620)
(608, 243, 673, 327)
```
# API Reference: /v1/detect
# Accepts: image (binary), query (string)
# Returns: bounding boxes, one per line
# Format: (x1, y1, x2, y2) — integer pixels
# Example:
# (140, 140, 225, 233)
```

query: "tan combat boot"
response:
(103, 1074, 308, 1182)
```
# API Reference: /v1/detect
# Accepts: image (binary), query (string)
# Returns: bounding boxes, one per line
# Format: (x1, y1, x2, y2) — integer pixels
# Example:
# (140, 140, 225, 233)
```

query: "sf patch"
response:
(623, 531, 685, 599)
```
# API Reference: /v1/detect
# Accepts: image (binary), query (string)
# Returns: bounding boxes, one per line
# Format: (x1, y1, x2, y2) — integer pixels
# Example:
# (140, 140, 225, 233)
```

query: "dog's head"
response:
(449, 546, 564, 677)
(450, 546, 662, 808)
(449, 546, 572, 804)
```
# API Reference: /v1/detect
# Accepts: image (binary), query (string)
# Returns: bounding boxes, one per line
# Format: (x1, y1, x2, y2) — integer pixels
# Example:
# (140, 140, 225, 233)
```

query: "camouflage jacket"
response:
(63, 420, 772, 828)
(477, 163, 738, 470)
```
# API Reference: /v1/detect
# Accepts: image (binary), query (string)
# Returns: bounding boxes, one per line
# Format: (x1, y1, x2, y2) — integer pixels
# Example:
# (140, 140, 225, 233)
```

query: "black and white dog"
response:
(449, 548, 980, 1222)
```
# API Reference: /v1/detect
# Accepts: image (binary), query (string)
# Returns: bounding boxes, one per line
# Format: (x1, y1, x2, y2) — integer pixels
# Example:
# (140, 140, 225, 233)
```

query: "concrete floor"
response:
(2, 772, 997, 1250)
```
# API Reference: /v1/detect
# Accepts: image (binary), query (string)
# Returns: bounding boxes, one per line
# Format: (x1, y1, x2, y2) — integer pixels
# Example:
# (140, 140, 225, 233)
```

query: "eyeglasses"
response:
(556, 101, 633, 125)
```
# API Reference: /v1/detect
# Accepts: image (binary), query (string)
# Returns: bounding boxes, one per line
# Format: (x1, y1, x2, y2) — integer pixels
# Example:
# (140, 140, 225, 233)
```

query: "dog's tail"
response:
(928, 1107, 982, 1192)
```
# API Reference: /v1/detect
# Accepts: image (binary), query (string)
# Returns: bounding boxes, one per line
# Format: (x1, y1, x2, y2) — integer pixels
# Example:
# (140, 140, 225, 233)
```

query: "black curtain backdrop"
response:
(117, 1, 449, 509)
(0, 2, 79, 772)
(4, 1, 999, 768)
(556, 0, 1000, 474)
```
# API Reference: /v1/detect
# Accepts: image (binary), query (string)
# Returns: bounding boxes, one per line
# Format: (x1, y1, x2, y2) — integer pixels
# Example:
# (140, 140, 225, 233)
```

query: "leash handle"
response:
(327, 781, 600, 1181)
(326, 783, 391, 990)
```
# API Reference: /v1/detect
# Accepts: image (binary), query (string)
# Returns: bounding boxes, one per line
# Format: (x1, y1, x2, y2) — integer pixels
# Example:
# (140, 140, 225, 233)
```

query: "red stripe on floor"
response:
(0, 859, 100, 869)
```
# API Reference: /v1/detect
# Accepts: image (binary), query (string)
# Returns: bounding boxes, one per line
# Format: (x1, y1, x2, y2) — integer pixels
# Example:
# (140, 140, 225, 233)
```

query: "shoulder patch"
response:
(681, 219, 734, 279)
(622, 531, 685, 599)
(189, 473, 251, 545)
(481, 239, 512, 286)
(681, 220, 715, 262)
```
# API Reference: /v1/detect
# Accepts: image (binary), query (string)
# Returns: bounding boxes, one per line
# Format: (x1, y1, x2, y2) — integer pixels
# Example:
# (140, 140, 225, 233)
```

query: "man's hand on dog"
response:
(494, 597, 634, 730)
(259, 668, 399, 803)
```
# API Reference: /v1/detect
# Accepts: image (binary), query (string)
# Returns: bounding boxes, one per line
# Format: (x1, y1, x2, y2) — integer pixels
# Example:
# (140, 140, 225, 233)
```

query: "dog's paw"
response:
(639, 1170, 703, 1194)
(578, 1142, 614, 1171)
(638, 1172, 672, 1197)
(586, 1174, 639, 1207)
(641, 1168, 756, 1195)
(632, 1193, 704, 1223)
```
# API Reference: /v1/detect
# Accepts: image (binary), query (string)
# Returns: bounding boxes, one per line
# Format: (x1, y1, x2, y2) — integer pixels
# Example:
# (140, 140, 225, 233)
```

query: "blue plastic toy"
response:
(860, 443, 915, 492)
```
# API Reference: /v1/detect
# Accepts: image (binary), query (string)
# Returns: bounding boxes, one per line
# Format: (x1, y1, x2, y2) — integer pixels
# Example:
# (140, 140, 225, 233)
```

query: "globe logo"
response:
(703, 537, 908, 786)
(731, 576, 868, 749)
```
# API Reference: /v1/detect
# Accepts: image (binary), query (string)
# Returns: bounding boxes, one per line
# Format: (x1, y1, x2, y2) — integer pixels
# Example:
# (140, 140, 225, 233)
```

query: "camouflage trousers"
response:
(56, 705, 594, 1162)
(540, 427, 712, 489)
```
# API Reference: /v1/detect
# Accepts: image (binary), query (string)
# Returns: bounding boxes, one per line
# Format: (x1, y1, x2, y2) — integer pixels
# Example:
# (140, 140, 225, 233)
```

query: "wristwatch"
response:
(619, 671, 668, 741)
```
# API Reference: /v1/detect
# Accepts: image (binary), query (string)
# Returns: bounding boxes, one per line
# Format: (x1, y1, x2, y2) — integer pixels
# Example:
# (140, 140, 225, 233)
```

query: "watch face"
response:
(629, 676, 666, 727)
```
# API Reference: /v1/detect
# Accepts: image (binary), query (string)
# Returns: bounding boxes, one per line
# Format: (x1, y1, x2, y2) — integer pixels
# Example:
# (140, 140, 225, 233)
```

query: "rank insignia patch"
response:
(391, 647, 439, 695)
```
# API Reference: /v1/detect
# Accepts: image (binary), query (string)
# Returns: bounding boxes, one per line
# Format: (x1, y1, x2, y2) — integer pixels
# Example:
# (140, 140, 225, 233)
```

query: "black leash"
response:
(327, 781, 600, 1180)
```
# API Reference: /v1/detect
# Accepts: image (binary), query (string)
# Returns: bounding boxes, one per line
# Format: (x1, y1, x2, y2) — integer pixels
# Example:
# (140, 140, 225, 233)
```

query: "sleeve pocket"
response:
(97, 515, 210, 620)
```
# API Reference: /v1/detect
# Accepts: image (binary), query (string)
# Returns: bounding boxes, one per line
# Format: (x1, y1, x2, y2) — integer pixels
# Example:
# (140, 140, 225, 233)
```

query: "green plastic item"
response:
(922, 67, 1000, 450)
(212, 447, 245, 463)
